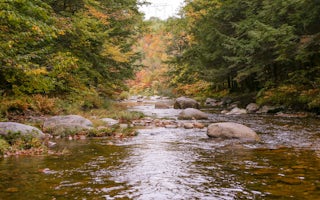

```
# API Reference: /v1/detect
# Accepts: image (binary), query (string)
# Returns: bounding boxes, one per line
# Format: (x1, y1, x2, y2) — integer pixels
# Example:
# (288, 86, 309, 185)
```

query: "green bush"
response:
(30, 94, 58, 115)
(257, 85, 320, 112)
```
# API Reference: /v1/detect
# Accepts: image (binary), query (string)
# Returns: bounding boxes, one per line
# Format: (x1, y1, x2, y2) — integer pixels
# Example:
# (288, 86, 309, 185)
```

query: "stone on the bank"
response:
(221, 97, 233, 106)
(205, 98, 219, 107)
(43, 115, 93, 136)
(0, 122, 45, 138)
(207, 122, 259, 141)
(151, 95, 162, 100)
(174, 97, 200, 109)
(257, 105, 284, 114)
(100, 118, 119, 126)
(246, 103, 260, 113)
(178, 108, 209, 120)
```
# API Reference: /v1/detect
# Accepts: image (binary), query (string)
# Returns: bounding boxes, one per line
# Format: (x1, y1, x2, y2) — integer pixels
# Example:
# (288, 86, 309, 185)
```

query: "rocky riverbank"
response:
(1, 95, 317, 157)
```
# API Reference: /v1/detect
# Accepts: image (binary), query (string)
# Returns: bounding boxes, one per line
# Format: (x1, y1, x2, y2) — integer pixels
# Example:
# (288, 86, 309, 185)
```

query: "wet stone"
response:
(165, 125, 178, 128)
(183, 123, 194, 129)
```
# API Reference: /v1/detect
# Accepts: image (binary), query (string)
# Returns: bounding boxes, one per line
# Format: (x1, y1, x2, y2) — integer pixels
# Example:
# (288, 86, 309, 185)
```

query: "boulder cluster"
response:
(0, 115, 94, 141)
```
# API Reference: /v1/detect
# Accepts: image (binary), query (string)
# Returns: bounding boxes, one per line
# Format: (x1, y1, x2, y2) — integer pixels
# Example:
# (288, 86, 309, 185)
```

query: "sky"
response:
(139, 0, 185, 20)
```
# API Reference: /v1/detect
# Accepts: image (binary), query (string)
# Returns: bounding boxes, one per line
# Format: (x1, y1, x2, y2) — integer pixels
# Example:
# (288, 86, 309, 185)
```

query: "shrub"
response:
(0, 95, 58, 117)
(86, 127, 114, 137)
(0, 97, 31, 116)
(31, 94, 58, 114)
(0, 139, 10, 155)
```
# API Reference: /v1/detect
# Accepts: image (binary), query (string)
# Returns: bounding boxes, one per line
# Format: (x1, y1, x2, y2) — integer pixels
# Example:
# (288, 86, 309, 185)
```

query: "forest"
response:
(0, 0, 145, 117)
(164, 0, 320, 113)
(1, 0, 320, 117)
(1, 1, 320, 198)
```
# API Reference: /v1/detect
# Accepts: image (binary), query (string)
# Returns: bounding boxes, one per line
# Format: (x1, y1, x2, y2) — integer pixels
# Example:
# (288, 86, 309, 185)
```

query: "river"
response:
(0, 100, 320, 199)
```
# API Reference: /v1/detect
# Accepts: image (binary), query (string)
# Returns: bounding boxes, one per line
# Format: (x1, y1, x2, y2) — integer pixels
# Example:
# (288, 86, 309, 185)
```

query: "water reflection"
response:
(105, 128, 262, 199)
(107, 128, 207, 199)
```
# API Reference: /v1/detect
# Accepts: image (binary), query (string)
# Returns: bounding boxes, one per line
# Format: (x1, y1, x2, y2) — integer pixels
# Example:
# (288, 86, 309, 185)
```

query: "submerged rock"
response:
(183, 122, 194, 129)
(226, 107, 247, 115)
(207, 122, 259, 141)
(174, 97, 200, 109)
(43, 115, 93, 136)
(178, 108, 209, 120)
(0, 122, 45, 138)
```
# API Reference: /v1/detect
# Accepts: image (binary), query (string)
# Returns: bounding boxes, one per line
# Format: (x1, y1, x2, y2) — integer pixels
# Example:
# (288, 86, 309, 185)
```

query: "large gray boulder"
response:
(178, 108, 209, 120)
(0, 122, 45, 138)
(207, 122, 259, 141)
(174, 97, 200, 109)
(43, 115, 93, 136)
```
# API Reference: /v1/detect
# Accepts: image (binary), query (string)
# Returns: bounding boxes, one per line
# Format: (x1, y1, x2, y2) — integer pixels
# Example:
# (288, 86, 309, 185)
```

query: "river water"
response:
(0, 101, 320, 199)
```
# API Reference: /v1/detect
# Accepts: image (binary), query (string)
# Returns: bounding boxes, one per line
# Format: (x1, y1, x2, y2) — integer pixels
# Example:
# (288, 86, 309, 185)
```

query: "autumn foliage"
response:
(0, 0, 145, 116)
(128, 18, 172, 96)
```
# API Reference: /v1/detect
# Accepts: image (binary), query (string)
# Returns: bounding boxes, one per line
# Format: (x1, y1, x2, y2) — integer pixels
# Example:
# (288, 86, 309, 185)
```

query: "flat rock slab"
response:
(226, 107, 247, 115)
(100, 118, 119, 126)
(43, 115, 93, 136)
(0, 122, 45, 138)
(207, 122, 259, 141)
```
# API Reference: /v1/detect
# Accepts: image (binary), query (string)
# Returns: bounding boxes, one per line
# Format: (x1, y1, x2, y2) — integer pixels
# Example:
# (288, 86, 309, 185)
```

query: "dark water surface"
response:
(1, 102, 320, 199)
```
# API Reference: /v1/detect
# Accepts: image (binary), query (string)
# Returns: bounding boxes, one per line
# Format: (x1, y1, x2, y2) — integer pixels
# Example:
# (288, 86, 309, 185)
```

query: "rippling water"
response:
(0, 102, 320, 199)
